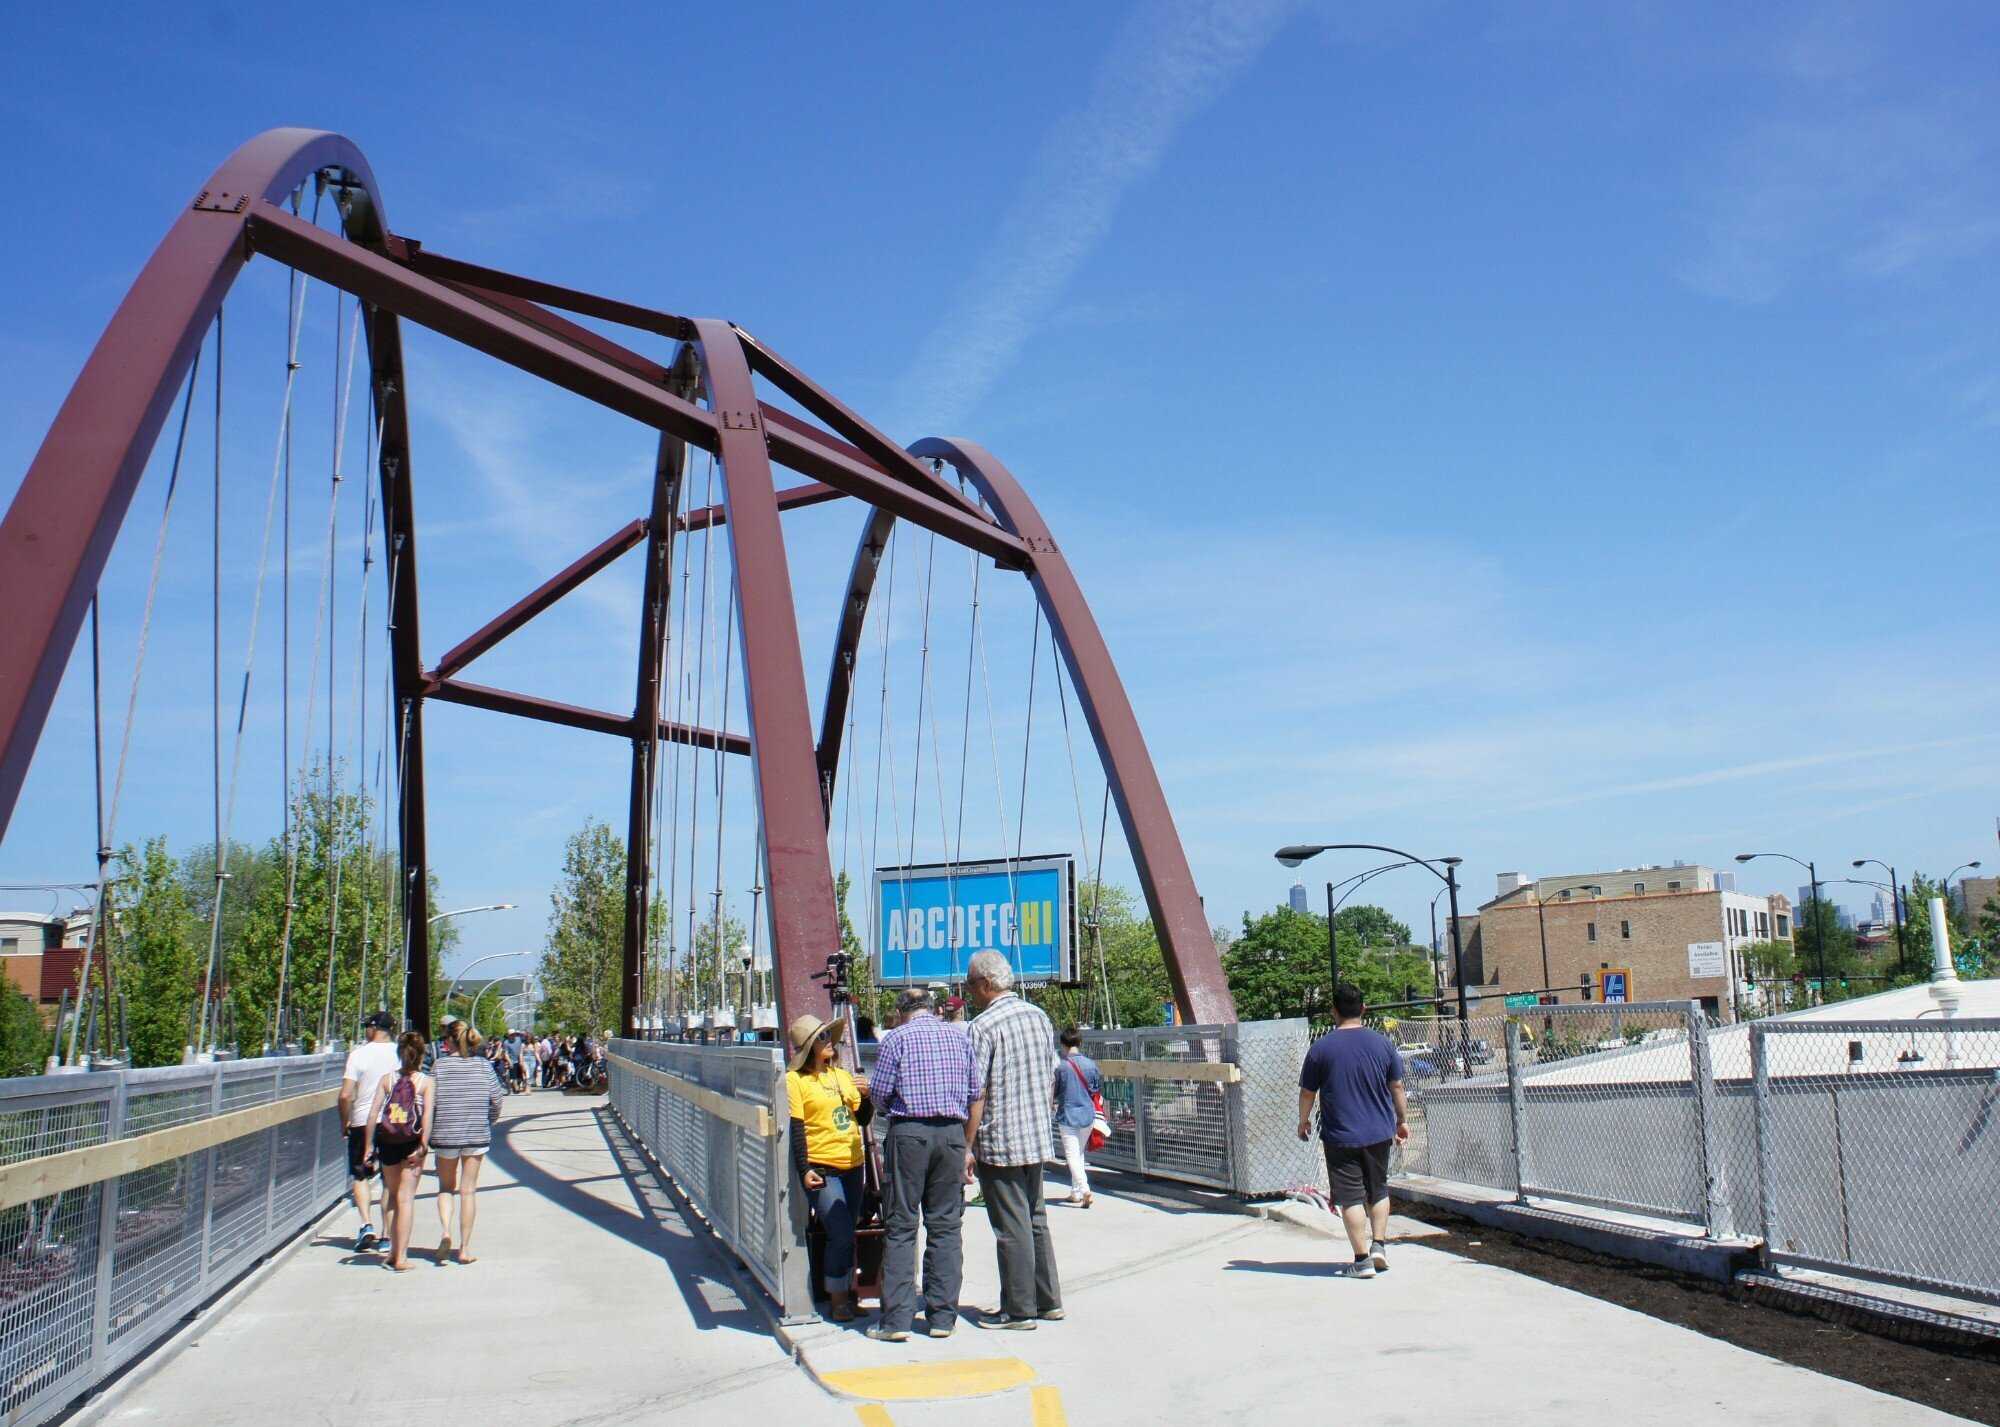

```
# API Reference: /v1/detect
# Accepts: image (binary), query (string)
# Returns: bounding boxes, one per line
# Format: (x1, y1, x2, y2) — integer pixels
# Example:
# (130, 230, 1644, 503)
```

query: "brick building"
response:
(1953, 875, 1999, 927)
(1469, 864, 1791, 1022)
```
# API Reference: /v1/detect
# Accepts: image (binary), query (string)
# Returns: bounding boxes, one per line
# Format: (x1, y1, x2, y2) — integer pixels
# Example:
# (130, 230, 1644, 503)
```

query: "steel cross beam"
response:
(432, 517, 649, 682)
(680, 480, 842, 532)
(423, 677, 749, 755)
(243, 207, 1030, 567)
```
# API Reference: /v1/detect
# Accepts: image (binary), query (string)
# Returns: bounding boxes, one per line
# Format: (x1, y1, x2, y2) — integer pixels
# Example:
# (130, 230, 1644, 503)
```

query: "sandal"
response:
(437, 1236, 452, 1263)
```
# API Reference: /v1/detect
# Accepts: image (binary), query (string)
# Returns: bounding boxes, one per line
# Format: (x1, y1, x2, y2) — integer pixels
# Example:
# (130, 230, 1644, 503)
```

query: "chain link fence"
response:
(0, 1053, 347, 1427)
(606, 1038, 810, 1321)
(1750, 1017, 2000, 1305)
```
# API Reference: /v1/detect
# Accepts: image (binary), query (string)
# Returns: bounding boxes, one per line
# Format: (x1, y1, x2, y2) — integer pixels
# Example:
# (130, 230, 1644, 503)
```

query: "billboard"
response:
(873, 855, 1076, 987)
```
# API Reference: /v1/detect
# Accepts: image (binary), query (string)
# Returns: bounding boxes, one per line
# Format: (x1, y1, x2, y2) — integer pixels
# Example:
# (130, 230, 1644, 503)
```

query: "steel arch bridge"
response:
(0, 128, 1234, 1034)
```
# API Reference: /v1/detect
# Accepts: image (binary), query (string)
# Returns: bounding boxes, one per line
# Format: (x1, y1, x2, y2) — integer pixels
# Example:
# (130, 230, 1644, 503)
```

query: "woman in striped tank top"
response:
(430, 1022, 504, 1264)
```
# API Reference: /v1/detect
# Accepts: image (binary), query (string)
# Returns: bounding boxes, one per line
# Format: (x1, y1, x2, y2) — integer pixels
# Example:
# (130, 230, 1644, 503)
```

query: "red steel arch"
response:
(0, 129, 1235, 1032)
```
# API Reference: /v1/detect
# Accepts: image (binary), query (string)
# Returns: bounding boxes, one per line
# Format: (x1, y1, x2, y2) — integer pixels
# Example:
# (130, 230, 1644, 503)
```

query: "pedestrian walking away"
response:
(1297, 982, 1410, 1279)
(964, 950, 1063, 1329)
(337, 1010, 400, 1252)
(430, 1022, 504, 1264)
(785, 1014, 872, 1322)
(1054, 1027, 1104, 1208)
(363, 1031, 434, 1272)
(866, 985, 983, 1343)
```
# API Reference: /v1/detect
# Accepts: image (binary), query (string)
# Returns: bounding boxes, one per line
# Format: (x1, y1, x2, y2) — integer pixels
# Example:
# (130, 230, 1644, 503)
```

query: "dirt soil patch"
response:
(1399, 1208, 2000, 1425)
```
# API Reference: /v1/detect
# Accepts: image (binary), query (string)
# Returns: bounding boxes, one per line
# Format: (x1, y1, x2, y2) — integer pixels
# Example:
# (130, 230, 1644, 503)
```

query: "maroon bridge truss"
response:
(0, 128, 1236, 1032)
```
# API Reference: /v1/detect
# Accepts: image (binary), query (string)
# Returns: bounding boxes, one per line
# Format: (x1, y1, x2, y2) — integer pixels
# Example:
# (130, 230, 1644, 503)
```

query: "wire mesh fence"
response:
(0, 1053, 346, 1427)
(1750, 1017, 2000, 1305)
(606, 1038, 810, 1321)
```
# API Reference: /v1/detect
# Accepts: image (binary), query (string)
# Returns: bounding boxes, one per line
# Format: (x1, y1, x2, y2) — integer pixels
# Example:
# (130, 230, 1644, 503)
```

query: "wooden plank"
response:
(0, 1086, 339, 1212)
(607, 1054, 775, 1137)
(1094, 1059, 1242, 1085)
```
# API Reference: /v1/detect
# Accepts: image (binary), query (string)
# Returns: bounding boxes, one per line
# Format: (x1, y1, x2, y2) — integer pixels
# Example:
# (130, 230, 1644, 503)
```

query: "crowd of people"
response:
(337, 1011, 607, 1270)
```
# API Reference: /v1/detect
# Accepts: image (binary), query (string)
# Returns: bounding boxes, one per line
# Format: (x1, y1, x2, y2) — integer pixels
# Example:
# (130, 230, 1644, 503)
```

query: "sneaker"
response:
(1369, 1241, 1389, 1273)
(978, 1313, 1037, 1331)
(355, 1225, 377, 1252)
(926, 1319, 956, 1339)
(1038, 1308, 1066, 1321)
(865, 1326, 910, 1343)
(1345, 1258, 1377, 1279)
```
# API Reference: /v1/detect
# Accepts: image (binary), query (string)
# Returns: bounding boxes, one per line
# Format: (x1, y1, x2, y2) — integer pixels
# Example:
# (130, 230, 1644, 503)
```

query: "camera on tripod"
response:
(824, 948, 854, 1009)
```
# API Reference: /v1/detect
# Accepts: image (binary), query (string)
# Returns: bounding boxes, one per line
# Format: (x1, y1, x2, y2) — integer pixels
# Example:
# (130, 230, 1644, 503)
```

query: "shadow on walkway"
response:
(488, 1099, 768, 1336)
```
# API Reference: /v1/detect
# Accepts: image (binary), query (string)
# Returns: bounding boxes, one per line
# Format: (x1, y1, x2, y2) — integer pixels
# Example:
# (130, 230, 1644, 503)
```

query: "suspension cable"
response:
(664, 453, 701, 1021)
(686, 452, 717, 1011)
(320, 302, 365, 1043)
(711, 574, 738, 1015)
(352, 407, 382, 1039)
(1010, 604, 1044, 901)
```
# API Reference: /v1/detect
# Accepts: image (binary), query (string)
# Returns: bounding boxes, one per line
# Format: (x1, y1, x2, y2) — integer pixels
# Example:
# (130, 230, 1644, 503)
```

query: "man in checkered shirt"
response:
(964, 950, 1064, 1328)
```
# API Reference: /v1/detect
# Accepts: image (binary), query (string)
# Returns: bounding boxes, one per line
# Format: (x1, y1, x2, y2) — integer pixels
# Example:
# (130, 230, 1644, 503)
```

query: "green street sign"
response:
(1504, 993, 1539, 1010)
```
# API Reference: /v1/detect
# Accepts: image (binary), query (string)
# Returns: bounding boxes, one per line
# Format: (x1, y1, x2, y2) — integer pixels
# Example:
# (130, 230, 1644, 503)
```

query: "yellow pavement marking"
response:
(853, 1407, 895, 1427)
(1030, 1385, 1069, 1426)
(819, 1357, 1036, 1401)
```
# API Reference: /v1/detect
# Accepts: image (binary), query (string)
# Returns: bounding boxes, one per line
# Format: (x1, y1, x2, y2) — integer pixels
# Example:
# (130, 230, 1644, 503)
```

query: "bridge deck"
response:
(86, 1094, 1967, 1426)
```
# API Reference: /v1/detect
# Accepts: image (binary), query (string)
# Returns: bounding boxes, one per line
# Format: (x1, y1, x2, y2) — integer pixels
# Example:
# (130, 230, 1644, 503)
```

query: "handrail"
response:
(1094, 1058, 1241, 1084)
(607, 1053, 775, 1137)
(0, 1086, 337, 1211)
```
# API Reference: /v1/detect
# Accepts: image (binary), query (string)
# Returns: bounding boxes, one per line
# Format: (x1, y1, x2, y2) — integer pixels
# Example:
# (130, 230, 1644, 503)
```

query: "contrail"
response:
(891, 0, 1303, 436)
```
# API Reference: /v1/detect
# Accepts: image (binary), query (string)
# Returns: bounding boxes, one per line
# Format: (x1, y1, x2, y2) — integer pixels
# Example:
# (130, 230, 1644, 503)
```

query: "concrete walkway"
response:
(90, 1092, 849, 1427)
(86, 1094, 1974, 1427)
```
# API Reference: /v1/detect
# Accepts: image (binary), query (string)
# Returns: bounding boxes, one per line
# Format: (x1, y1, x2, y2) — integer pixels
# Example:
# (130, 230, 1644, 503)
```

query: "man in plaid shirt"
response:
(866, 986, 983, 1341)
(964, 950, 1064, 1328)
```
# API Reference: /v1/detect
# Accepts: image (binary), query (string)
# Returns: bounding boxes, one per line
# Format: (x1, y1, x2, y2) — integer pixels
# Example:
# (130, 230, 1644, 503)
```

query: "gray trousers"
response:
(976, 1162, 1062, 1320)
(879, 1118, 966, 1332)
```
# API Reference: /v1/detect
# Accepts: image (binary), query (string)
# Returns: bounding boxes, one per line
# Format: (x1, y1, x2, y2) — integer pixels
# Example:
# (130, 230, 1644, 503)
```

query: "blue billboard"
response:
(873, 855, 1076, 986)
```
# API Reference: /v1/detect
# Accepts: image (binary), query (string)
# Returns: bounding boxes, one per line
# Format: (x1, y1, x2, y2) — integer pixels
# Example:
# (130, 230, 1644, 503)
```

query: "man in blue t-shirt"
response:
(1297, 983, 1409, 1278)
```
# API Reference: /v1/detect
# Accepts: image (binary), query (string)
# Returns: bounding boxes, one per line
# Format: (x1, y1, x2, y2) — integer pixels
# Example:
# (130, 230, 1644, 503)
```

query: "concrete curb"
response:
(1736, 1271, 2000, 1356)
(1388, 1180, 1759, 1284)
(58, 1195, 349, 1427)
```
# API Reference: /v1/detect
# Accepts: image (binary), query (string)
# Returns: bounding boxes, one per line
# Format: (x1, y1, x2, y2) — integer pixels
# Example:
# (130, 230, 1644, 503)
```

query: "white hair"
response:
(967, 951, 1014, 991)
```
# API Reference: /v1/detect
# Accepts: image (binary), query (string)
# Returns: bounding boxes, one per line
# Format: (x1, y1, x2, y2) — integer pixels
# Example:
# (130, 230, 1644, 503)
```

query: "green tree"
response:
(537, 819, 626, 1036)
(1225, 905, 1434, 1025)
(0, 982, 47, 1077)
(108, 837, 203, 1067)
(1792, 896, 1859, 988)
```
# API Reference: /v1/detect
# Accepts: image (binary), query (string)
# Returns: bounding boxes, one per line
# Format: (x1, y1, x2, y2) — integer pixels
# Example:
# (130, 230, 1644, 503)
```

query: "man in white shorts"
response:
(338, 1010, 401, 1251)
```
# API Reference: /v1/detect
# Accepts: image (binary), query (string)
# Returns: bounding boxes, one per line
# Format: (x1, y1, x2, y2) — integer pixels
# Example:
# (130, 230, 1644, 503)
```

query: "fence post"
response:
(89, 1072, 129, 1384)
(1685, 1001, 1732, 1237)
(1504, 1019, 1530, 1203)
(194, 1064, 223, 1296)
(1749, 1024, 1778, 1267)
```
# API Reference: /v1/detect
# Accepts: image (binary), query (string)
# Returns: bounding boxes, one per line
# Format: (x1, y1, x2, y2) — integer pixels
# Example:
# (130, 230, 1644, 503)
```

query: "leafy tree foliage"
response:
(0, 983, 47, 1077)
(108, 837, 203, 1066)
(536, 818, 625, 1036)
(1224, 905, 1433, 1024)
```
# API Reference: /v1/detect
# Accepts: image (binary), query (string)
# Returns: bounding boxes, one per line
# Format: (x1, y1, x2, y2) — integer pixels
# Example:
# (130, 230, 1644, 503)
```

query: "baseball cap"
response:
(362, 1010, 394, 1032)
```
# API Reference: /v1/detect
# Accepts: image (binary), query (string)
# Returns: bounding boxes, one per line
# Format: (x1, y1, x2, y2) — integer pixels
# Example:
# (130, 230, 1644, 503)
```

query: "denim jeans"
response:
(811, 1165, 864, 1292)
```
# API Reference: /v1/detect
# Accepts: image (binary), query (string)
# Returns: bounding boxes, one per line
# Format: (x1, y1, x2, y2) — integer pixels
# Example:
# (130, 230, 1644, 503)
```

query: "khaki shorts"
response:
(431, 1144, 488, 1162)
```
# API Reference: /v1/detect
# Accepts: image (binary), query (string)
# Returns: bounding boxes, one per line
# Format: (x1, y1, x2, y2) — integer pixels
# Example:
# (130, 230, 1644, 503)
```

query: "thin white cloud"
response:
(888, 0, 1303, 436)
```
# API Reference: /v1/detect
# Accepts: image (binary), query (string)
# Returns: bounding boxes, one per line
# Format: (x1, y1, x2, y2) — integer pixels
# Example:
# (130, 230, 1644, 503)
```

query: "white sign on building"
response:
(1686, 940, 1727, 978)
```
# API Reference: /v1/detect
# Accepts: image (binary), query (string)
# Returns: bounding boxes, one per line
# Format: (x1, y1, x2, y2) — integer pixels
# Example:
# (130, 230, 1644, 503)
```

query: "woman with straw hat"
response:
(787, 1014, 872, 1321)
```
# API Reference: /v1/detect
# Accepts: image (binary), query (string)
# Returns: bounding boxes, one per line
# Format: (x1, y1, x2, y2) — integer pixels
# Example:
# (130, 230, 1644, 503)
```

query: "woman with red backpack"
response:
(362, 1031, 434, 1271)
(1054, 1028, 1108, 1208)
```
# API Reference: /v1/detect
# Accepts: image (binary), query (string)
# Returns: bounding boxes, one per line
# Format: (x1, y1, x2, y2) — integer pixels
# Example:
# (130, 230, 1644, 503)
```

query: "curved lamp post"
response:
(1277, 844, 1468, 1030)
(1737, 852, 1823, 1004)
(1321, 861, 1418, 995)
(1850, 859, 1906, 977)
(1942, 862, 1984, 923)
(442, 952, 530, 1026)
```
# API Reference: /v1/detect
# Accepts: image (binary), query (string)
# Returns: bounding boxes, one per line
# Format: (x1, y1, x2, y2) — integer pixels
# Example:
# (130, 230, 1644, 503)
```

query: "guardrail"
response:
(1080, 1019, 1318, 1197)
(605, 1039, 811, 1321)
(0, 1053, 348, 1427)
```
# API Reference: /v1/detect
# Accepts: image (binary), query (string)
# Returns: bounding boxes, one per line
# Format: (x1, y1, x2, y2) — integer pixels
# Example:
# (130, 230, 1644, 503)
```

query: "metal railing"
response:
(605, 1038, 811, 1321)
(0, 1053, 348, 1427)
(1079, 1019, 1316, 1197)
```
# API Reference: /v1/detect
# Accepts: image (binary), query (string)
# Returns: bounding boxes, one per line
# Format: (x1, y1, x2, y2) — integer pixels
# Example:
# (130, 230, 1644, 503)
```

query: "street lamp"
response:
(1941, 862, 1984, 925)
(1737, 852, 1823, 1004)
(1536, 879, 1600, 999)
(443, 953, 531, 1025)
(1277, 844, 1468, 1031)
(429, 903, 516, 925)
(1845, 862, 1908, 976)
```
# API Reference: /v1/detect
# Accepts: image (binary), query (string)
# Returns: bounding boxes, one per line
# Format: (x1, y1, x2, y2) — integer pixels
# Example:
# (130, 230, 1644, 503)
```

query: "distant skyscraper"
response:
(1288, 883, 1308, 914)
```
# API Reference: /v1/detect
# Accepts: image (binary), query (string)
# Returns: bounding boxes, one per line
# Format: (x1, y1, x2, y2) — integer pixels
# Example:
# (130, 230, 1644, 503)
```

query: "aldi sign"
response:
(874, 855, 1076, 987)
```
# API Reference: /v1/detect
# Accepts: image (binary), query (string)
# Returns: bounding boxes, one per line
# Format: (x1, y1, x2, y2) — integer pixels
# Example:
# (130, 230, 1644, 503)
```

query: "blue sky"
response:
(3, 1, 1996, 990)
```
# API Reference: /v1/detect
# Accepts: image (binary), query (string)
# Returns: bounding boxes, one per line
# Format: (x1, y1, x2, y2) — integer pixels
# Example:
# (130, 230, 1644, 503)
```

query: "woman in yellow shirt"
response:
(786, 1014, 872, 1321)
